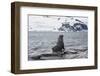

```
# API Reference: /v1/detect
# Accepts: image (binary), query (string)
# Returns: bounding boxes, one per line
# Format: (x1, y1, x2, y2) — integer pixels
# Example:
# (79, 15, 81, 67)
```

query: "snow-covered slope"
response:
(58, 18, 88, 32)
(29, 15, 88, 32)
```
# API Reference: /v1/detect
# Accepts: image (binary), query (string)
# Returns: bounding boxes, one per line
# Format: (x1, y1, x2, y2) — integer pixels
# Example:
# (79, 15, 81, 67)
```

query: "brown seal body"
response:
(52, 35, 65, 53)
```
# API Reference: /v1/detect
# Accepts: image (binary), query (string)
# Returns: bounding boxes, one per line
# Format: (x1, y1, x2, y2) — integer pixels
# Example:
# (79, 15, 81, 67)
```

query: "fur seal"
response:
(52, 35, 65, 54)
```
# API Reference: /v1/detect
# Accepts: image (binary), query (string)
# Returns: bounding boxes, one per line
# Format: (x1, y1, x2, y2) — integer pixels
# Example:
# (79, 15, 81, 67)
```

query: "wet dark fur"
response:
(52, 35, 65, 53)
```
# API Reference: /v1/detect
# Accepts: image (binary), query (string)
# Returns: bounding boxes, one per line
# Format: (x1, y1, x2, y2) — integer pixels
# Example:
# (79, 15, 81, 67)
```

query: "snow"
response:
(29, 15, 88, 32)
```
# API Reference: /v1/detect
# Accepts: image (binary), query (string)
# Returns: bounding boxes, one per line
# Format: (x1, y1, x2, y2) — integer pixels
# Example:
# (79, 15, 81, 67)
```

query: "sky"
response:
(28, 15, 88, 31)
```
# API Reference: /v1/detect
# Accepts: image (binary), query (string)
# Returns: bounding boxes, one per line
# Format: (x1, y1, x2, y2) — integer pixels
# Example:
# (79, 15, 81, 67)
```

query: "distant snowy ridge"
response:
(29, 15, 88, 32)
(58, 18, 88, 32)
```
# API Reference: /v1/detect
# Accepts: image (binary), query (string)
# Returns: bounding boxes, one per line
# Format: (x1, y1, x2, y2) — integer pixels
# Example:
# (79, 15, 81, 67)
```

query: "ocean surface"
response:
(28, 31, 88, 60)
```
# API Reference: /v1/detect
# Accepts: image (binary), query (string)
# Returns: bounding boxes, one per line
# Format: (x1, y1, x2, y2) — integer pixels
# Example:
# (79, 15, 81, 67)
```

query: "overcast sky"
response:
(28, 15, 88, 31)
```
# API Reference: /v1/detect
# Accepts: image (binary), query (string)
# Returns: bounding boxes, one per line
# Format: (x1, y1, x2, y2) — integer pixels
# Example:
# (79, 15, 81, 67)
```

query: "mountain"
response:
(58, 18, 88, 32)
